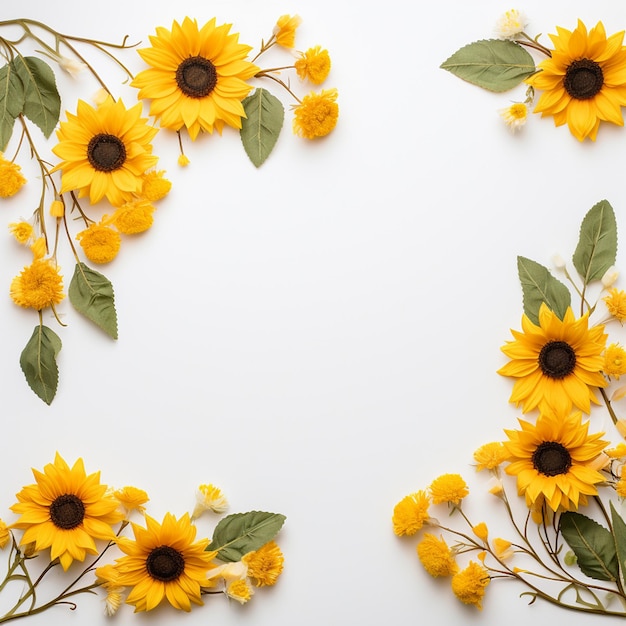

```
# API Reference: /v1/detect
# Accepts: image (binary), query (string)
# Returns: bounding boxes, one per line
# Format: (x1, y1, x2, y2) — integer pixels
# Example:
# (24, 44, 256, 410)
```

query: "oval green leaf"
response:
(207, 511, 286, 562)
(0, 62, 25, 150)
(560, 511, 618, 582)
(11, 56, 60, 140)
(20, 325, 62, 405)
(572, 200, 617, 285)
(440, 39, 536, 92)
(517, 256, 571, 324)
(69, 262, 118, 339)
(610, 502, 626, 583)
(240, 88, 284, 167)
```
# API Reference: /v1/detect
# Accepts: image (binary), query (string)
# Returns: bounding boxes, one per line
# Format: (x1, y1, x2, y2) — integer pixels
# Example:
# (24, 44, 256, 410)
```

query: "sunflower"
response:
(132, 17, 259, 140)
(526, 20, 626, 141)
(498, 304, 607, 414)
(10, 453, 123, 570)
(114, 513, 217, 612)
(52, 97, 158, 206)
(503, 409, 608, 512)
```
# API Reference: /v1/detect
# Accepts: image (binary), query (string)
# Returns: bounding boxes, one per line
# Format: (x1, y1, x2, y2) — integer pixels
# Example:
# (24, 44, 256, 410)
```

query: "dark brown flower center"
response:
(532, 441, 572, 476)
(146, 546, 185, 581)
(49, 494, 85, 530)
(538, 340, 576, 379)
(87, 134, 126, 172)
(564, 59, 604, 100)
(176, 56, 217, 98)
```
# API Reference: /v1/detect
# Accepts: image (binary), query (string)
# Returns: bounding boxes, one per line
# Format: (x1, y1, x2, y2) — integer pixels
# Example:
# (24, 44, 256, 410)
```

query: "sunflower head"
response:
(498, 304, 607, 414)
(10, 453, 123, 570)
(503, 409, 608, 512)
(132, 17, 259, 140)
(526, 20, 626, 141)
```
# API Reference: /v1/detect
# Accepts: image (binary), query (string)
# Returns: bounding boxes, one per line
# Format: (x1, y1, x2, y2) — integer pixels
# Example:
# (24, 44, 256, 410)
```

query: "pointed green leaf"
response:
(207, 511, 286, 562)
(572, 200, 617, 285)
(517, 256, 571, 324)
(440, 39, 536, 92)
(560, 511, 619, 582)
(0, 62, 25, 150)
(20, 325, 62, 405)
(68, 263, 118, 339)
(240, 88, 284, 167)
(610, 502, 626, 583)
(11, 56, 60, 139)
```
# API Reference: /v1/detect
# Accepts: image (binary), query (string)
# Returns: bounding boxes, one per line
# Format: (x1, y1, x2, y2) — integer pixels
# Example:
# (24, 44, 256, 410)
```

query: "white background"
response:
(2, 0, 626, 624)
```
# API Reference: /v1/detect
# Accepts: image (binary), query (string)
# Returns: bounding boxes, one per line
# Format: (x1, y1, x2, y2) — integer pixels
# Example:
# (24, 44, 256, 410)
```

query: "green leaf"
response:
(610, 502, 626, 583)
(440, 39, 536, 92)
(560, 512, 619, 582)
(517, 256, 571, 324)
(207, 511, 286, 562)
(20, 325, 62, 405)
(68, 263, 118, 339)
(11, 56, 60, 139)
(0, 62, 25, 150)
(572, 200, 617, 286)
(240, 88, 284, 167)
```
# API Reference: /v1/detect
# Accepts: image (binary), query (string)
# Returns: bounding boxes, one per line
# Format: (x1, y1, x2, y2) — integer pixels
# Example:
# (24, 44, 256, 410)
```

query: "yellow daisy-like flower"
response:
(604, 343, 626, 379)
(451, 561, 490, 610)
(113, 486, 149, 516)
(242, 540, 284, 587)
(114, 513, 217, 612)
(9, 221, 34, 245)
(417, 533, 458, 578)
(499, 102, 528, 131)
(498, 304, 607, 414)
(274, 14, 301, 48)
(226, 578, 254, 604)
(10, 259, 64, 311)
(526, 20, 626, 141)
(0, 519, 10, 549)
(111, 199, 155, 234)
(141, 170, 171, 201)
(503, 409, 608, 512)
(0, 154, 26, 197)
(392, 490, 431, 536)
(295, 46, 331, 84)
(52, 97, 158, 206)
(10, 453, 123, 571)
(132, 17, 259, 140)
(429, 474, 469, 505)
(604, 288, 626, 322)
(76, 222, 121, 264)
(473, 442, 509, 472)
(292, 88, 339, 139)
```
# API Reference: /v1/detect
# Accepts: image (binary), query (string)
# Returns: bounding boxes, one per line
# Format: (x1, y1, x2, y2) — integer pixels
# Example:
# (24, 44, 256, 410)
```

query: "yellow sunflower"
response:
(114, 513, 217, 612)
(526, 20, 626, 141)
(503, 409, 608, 512)
(132, 17, 259, 140)
(52, 97, 158, 207)
(498, 304, 607, 414)
(10, 453, 123, 570)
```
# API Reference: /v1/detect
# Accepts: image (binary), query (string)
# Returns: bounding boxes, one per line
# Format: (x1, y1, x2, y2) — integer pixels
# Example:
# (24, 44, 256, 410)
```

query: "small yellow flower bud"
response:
(30, 237, 47, 260)
(472, 522, 488, 542)
(178, 154, 190, 167)
(602, 266, 619, 288)
(50, 200, 64, 217)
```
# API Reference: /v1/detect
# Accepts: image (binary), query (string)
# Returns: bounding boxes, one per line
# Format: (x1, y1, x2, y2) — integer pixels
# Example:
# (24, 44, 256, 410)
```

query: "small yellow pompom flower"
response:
(274, 14, 301, 48)
(0, 519, 10, 549)
(605, 343, 626, 379)
(10, 260, 64, 311)
(178, 154, 191, 167)
(141, 170, 171, 201)
(472, 523, 488, 542)
(50, 200, 65, 217)
(113, 486, 149, 516)
(417, 533, 458, 577)
(0, 154, 26, 197)
(226, 579, 254, 604)
(77, 222, 121, 264)
(451, 561, 490, 610)
(429, 474, 469, 505)
(9, 221, 34, 245)
(295, 46, 331, 84)
(392, 490, 431, 536)
(293, 89, 339, 139)
(473, 442, 509, 471)
(112, 199, 155, 234)
(242, 541, 284, 587)
(604, 288, 626, 322)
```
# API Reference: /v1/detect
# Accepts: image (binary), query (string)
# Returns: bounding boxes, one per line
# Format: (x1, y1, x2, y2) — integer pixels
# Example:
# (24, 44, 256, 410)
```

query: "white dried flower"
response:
(495, 9, 528, 39)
